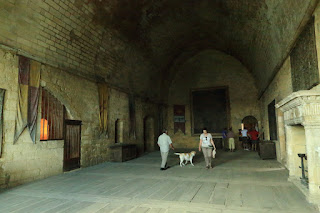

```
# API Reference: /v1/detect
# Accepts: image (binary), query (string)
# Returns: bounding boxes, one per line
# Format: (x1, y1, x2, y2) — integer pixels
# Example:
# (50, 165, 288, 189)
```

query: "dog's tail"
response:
(174, 153, 180, 155)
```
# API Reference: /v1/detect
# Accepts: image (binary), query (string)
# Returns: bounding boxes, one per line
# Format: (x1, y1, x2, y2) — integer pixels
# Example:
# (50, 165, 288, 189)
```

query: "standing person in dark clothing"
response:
(222, 128, 228, 150)
(248, 129, 259, 151)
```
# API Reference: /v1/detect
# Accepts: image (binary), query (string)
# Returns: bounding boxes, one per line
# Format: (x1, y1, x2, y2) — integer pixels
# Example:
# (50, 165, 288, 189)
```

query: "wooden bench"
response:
(258, 140, 276, 160)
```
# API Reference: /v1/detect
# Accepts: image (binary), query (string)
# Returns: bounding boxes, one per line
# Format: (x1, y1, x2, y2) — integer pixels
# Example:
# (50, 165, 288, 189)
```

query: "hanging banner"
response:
(14, 56, 41, 143)
(28, 60, 41, 143)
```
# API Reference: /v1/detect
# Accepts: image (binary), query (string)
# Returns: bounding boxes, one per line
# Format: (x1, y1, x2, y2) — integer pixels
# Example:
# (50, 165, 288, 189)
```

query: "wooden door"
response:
(64, 120, 82, 171)
(144, 117, 155, 152)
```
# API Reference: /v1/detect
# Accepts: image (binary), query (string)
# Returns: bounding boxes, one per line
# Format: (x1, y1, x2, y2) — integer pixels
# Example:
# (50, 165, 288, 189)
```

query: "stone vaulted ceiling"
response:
(0, 0, 318, 100)
(91, 0, 318, 94)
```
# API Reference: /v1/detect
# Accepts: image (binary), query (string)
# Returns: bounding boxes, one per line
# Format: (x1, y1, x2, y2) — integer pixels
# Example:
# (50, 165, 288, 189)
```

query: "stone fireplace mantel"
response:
(276, 90, 320, 207)
(276, 90, 320, 126)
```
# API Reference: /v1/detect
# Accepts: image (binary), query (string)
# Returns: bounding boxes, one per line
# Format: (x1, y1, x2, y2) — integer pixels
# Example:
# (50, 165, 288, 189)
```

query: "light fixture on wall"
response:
(241, 123, 244, 130)
(40, 118, 49, 140)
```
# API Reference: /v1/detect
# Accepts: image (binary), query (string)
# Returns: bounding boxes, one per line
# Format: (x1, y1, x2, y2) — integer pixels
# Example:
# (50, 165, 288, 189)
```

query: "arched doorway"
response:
(144, 116, 155, 152)
(242, 115, 258, 131)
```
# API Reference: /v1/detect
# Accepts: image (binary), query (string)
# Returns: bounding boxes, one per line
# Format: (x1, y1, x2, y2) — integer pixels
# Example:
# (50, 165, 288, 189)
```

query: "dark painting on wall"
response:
(192, 88, 229, 134)
(0, 88, 5, 157)
(291, 17, 319, 91)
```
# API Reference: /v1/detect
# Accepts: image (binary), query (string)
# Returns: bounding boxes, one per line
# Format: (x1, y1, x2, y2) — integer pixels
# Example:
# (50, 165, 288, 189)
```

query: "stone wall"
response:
(42, 64, 160, 168)
(166, 50, 260, 148)
(0, 0, 162, 187)
(0, 0, 161, 100)
(0, 46, 160, 187)
(0, 49, 64, 187)
(259, 57, 293, 165)
(0, 0, 101, 75)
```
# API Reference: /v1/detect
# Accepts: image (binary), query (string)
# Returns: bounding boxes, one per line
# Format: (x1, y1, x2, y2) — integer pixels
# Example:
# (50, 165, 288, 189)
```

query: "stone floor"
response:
(0, 150, 318, 213)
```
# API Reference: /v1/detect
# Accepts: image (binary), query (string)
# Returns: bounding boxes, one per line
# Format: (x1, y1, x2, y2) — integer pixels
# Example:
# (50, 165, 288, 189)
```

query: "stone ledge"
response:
(276, 90, 320, 110)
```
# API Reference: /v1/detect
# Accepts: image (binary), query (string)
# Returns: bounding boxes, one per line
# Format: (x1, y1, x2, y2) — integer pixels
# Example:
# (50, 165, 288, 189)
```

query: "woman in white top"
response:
(199, 127, 216, 169)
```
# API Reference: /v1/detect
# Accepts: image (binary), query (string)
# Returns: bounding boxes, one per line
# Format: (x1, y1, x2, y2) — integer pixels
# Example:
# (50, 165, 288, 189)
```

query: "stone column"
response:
(277, 110, 287, 165)
(304, 124, 320, 201)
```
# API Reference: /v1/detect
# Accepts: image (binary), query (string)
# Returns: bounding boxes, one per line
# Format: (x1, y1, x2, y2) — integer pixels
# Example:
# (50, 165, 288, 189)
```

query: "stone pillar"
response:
(277, 110, 287, 165)
(304, 125, 320, 201)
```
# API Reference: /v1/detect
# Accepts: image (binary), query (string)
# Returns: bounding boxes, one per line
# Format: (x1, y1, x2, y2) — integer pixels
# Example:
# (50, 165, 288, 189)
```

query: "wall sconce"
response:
(40, 118, 49, 140)
(241, 123, 244, 130)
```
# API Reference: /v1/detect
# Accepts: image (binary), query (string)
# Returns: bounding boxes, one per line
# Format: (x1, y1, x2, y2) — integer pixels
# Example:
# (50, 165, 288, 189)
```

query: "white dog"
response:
(174, 151, 196, 167)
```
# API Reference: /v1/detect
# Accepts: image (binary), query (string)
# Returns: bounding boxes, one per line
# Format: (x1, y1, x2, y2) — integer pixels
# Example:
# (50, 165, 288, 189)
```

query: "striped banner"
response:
(14, 56, 41, 143)
(28, 60, 41, 142)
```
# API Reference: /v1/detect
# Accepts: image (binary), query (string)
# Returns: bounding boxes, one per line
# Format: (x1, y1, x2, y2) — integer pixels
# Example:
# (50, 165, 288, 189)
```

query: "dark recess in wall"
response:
(290, 16, 319, 92)
(192, 88, 228, 134)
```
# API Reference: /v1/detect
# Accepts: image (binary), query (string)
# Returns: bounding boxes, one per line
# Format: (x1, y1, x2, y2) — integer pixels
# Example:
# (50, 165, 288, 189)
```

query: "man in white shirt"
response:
(157, 129, 174, 170)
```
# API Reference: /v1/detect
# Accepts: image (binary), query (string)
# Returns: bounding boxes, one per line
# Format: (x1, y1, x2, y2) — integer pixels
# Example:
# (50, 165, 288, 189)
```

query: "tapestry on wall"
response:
(14, 56, 41, 144)
(98, 82, 109, 135)
(174, 105, 185, 134)
(192, 88, 229, 134)
(0, 88, 5, 157)
(129, 95, 136, 138)
(291, 17, 319, 91)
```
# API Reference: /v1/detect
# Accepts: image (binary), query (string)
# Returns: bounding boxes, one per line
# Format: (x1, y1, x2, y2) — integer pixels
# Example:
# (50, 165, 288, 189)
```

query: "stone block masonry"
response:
(0, 45, 160, 187)
(0, 0, 162, 187)
(167, 50, 260, 149)
(0, 49, 64, 187)
(0, 0, 161, 100)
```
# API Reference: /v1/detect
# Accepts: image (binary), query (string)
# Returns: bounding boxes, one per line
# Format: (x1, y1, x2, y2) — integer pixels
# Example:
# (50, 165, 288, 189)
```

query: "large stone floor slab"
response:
(0, 150, 318, 212)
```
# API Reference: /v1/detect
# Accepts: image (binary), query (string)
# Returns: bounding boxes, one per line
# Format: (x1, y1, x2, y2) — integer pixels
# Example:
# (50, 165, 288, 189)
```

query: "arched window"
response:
(40, 88, 64, 140)
(242, 116, 258, 131)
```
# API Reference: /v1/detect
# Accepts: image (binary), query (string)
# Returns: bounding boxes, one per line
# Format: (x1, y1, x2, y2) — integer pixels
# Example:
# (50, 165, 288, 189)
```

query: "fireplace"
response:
(276, 90, 320, 207)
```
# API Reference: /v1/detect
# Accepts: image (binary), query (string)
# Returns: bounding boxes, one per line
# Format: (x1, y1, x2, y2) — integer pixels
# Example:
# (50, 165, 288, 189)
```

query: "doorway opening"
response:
(64, 120, 82, 171)
(144, 116, 155, 152)
(242, 115, 258, 131)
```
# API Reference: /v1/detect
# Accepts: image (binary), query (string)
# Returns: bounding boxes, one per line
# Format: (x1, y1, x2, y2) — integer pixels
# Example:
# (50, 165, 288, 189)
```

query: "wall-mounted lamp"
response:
(40, 118, 49, 140)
